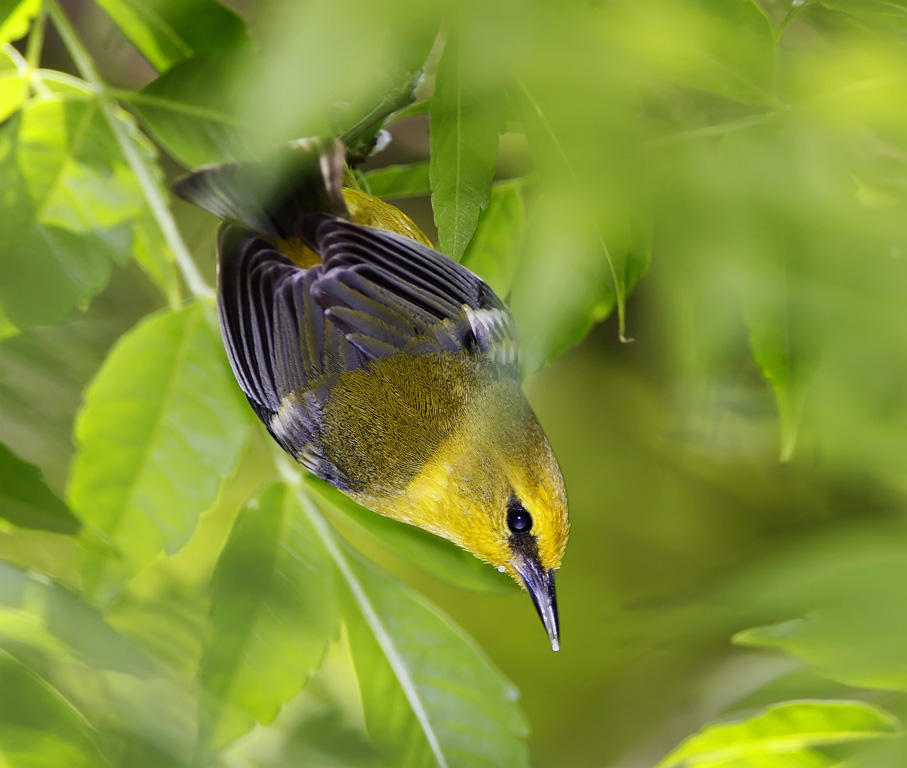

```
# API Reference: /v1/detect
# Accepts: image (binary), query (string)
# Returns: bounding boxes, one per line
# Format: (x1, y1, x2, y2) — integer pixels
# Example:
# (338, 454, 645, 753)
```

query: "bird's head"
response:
(401, 378, 569, 650)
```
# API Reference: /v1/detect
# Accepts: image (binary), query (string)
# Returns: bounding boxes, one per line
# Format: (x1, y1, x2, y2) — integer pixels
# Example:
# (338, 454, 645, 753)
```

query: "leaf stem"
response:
(278, 459, 449, 768)
(46, 0, 214, 302)
(25, 1, 46, 73)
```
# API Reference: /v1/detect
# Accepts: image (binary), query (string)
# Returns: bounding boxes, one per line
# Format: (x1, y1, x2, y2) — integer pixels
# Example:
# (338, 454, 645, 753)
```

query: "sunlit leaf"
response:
(0, 81, 179, 327)
(340, 545, 529, 768)
(0, 45, 26, 122)
(0, 303, 17, 342)
(198, 483, 338, 752)
(658, 700, 899, 767)
(306, 476, 516, 595)
(362, 162, 430, 199)
(0, 0, 39, 46)
(461, 181, 525, 298)
(0, 441, 79, 534)
(93, 0, 250, 74)
(68, 302, 250, 604)
(430, 34, 500, 262)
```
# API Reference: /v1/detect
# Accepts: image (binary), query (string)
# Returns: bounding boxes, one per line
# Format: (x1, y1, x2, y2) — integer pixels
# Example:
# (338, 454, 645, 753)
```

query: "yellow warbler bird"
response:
(175, 138, 568, 650)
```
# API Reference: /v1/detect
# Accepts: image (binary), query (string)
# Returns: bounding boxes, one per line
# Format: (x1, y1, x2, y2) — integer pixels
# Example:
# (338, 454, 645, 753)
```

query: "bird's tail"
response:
(172, 137, 348, 240)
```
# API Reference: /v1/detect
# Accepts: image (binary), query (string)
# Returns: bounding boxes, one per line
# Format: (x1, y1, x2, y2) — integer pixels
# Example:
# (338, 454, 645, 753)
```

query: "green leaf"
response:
(0, 0, 39, 46)
(0, 83, 178, 327)
(68, 302, 250, 603)
(0, 303, 18, 342)
(198, 483, 338, 752)
(0, 562, 153, 676)
(658, 700, 900, 767)
(0, 45, 27, 122)
(817, 0, 907, 31)
(128, 51, 254, 168)
(625, 0, 776, 105)
(734, 611, 907, 691)
(0, 652, 109, 767)
(430, 34, 500, 262)
(362, 162, 431, 199)
(508, 192, 651, 370)
(746, 302, 814, 462)
(306, 476, 517, 595)
(0, 441, 79, 534)
(512, 82, 652, 353)
(93, 0, 250, 74)
(690, 750, 836, 768)
(461, 181, 526, 298)
(337, 541, 529, 767)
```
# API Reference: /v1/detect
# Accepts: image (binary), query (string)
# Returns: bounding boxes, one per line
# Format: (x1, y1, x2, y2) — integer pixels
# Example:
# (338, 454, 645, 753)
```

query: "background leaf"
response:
(341, 546, 529, 768)
(92, 0, 250, 74)
(198, 483, 338, 753)
(461, 181, 526, 298)
(0, 441, 79, 533)
(658, 700, 899, 767)
(362, 162, 431, 199)
(429, 34, 500, 261)
(0, 81, 178, 327)
(0, 45, 26, 122)
(129, 51, 255, 168)
(0, 651, 109, 767)
(0, 0, 39, 46)
(67, 302, 250, 603)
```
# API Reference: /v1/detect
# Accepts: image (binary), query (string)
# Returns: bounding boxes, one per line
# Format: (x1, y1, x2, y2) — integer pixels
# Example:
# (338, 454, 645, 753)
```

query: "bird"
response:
(174, 137, 568, 650)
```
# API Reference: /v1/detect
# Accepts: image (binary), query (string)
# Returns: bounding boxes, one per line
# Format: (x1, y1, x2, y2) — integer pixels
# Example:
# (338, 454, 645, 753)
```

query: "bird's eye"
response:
(507, 502, 533, 534)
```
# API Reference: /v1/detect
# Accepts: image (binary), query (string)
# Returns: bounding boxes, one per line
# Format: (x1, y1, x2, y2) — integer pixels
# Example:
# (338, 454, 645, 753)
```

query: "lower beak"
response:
(513, 554, 560, 652)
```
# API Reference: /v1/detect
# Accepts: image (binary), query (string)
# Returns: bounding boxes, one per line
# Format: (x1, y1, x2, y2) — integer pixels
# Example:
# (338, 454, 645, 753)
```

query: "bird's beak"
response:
(513, 552, 560, 652)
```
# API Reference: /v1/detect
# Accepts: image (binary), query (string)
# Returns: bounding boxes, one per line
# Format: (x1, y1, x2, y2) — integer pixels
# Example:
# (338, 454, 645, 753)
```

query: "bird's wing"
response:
(216, 218, 519, 484)
(313, 219, 520, 370)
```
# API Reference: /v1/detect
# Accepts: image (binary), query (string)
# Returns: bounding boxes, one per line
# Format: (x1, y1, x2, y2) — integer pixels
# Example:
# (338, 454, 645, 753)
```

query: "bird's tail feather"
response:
(172, 137, 348, 239)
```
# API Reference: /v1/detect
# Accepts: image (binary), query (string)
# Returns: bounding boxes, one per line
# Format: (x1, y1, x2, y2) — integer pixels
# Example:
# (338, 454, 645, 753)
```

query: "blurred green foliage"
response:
(0, 0, 906, 766)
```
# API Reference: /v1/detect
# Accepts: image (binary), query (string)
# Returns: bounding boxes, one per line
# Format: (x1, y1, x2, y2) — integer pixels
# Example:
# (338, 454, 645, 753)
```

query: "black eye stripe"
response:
(507, 501, 532, 534)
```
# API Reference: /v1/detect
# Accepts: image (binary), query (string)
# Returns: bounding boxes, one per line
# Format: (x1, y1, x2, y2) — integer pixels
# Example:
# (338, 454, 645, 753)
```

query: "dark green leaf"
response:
(430, 35, 500, 261)
(0, 0, 39, 46)
(362, 162, 431, 199)
(68, 302, 250, 603)
(198, 483, 338, 752)
(0, 441, 79, 533)
(129, 51, 255, 168)
(340, 545, 529, 768)
(93, 0, 250, 74)
(306, 476, 516, 595)
(658, 700, 899, 767)
(461, 181, 526, 298)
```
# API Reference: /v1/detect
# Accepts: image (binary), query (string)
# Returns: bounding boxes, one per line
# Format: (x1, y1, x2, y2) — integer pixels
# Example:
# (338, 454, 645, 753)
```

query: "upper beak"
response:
(513, 553, 560, 652)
